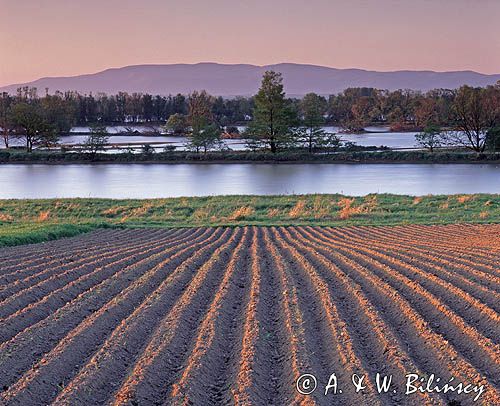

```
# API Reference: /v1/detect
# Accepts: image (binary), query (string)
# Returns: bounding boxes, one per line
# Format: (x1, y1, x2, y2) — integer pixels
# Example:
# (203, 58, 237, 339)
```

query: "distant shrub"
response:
(225, 126, 240, 135)
(485, 127, 500, 151)
(142, 144, 154, 154)
(163, 145, 177, 152)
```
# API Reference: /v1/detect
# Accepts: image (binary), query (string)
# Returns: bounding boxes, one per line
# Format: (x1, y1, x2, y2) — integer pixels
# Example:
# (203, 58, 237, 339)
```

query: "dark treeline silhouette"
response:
(1, 72, 499, 153)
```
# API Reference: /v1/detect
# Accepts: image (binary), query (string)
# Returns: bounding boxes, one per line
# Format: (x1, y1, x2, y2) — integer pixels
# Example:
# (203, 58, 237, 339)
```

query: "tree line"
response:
(1, 72, 499, 153)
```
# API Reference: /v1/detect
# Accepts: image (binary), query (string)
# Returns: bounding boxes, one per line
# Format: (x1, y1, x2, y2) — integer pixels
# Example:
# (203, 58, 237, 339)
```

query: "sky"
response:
(1, 0, 499, 86)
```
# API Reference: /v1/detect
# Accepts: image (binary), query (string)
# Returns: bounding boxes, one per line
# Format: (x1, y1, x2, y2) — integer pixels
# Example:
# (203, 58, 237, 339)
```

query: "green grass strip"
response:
(0, 194, 498, 247)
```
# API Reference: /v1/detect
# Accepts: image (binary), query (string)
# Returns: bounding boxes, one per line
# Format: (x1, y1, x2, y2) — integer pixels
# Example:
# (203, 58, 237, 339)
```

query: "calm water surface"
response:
(0, 163, 498, 198)
(0, 126, 422, 150)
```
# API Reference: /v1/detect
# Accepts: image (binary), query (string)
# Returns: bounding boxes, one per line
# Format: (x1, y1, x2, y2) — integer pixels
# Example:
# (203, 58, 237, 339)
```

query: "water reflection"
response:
(0, 163, 498, 198)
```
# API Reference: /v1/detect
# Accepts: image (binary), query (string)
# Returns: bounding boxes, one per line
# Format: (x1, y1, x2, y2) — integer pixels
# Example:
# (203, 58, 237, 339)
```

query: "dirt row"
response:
(0, 224, 498, 405)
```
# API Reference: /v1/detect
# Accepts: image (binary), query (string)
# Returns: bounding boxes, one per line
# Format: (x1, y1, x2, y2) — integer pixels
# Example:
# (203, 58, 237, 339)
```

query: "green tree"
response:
(485, 127, 500, 151)
(187, 91, 218, 152)
(165, 113, 188, 135)
(415, 125, 443, 152)
(41, 93, 75, 133)
(385, 89, 416, 130)
(246, 71, 295, 153)
(9, 103, 53, 152)
(188, 123, 223, 154)
(300, 93, 327, 152)
(328, 88, 377, 132)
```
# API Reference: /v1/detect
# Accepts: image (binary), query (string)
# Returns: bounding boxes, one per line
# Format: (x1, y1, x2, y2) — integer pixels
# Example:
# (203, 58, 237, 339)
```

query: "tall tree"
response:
(485, 127, 500, 151)
(187, 91, 220, 153)
(328, 88, 377, 132)
(246, 71, 294, 153)
(10, 103, 53, 152)
(414, 97, 439, 129)
(0, 93, 12, 148)
(300, 92, 327, 152)
(188, 91, 213, 133)
(41, 93, 75, 133)
(385, 89, 417, 130)
(447, 85, 500, 152)
(188, 123, 223, 154)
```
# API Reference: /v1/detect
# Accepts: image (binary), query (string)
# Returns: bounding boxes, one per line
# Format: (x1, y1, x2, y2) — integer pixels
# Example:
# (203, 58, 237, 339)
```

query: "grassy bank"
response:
(0, 194, 498, 247)
(1, 150, 500, 164)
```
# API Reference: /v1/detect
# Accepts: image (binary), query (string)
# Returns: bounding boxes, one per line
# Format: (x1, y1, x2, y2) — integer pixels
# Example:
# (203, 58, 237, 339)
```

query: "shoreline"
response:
(1, 150, 499, 165)
(1, 159, 499, 165)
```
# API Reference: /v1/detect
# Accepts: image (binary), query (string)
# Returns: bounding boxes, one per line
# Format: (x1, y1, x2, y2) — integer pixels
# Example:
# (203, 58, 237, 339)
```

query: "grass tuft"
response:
(0, 193, 498, 247)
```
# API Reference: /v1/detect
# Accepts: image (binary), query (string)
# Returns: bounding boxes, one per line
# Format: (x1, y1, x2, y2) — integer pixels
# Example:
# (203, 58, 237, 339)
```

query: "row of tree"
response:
(1, 72, 499, 152)
(241, 72, 500, 153)
(136, 72, 500, 153)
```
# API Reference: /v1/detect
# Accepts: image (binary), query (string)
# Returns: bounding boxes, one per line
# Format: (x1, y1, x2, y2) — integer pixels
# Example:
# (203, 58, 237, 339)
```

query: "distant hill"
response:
(2, 63, 499, 96)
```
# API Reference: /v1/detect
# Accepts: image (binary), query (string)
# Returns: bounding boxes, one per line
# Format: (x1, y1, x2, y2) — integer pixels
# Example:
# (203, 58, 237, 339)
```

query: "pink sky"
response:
(1, 0, 499, 86)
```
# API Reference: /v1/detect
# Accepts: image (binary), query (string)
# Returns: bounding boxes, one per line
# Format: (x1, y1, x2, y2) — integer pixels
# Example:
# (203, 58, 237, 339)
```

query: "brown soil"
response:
(0, 224, 499, 405)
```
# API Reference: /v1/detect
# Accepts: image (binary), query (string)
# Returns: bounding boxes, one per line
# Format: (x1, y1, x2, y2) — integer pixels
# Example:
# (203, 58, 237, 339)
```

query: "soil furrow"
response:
(228, 228, 301, 406)
(109, 228, 243, 405)
(270, 227, 387, 406)
(0, 227, 218, 393)
(290, 226, 499, 404)
(301, 227, 500, 378)
(363, 224, 500, 264)
(260, 227, 315, 406)
(0, 224, 496, 406)
(0, 229, 189, 316)
(231, 227, 262, 405)
(0, 229, 146, 273)
(0, 228, 126, 262)
(52, 228, 249, 406)
(0, 228, 198, 343)
(0, 227, 230, 405)
(341, 226, 500, 285)
(327, 227, 500, 307)
(279, 227, 441, 406)
(0, 228, 172, 294)
(313, 227, 500, 347)
(356, 224, 499, 256)
(167, 227, 253, 405)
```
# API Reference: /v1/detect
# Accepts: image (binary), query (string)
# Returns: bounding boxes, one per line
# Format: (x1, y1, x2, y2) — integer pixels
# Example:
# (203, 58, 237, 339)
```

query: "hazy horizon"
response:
(1, 0, 499, 87)
(5, 61, 500, 84)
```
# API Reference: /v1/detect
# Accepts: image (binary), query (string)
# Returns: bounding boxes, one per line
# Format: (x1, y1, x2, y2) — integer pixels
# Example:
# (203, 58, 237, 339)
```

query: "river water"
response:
(0, 163, 498, 198)
(0, 126, 427, 150)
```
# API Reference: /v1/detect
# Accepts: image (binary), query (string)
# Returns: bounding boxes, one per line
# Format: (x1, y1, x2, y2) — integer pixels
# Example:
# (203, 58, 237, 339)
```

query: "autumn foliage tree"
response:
(187, 90, 222, 153)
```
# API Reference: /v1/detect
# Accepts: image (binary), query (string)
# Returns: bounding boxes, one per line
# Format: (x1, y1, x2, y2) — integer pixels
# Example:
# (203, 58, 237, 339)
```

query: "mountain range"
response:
(2, 63, 499, 97)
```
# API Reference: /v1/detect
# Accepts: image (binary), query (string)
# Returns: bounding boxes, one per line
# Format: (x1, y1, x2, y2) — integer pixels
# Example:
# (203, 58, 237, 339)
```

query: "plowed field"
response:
(0, 225, 498, 405)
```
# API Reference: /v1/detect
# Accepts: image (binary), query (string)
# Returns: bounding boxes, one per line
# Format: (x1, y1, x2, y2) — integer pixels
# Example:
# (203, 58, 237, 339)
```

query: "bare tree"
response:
(446, 85, 499, 152)
(0, 93, 11, 148)
(84, 126, 109, 159)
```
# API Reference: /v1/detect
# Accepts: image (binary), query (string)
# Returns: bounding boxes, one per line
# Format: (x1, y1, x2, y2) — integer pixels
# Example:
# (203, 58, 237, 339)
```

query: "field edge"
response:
(0, 193, 499, 247)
